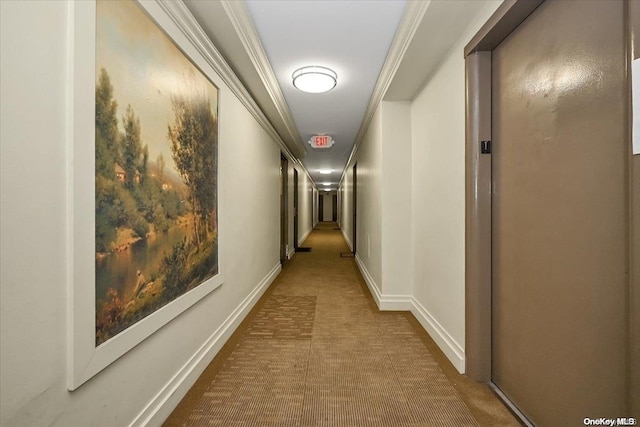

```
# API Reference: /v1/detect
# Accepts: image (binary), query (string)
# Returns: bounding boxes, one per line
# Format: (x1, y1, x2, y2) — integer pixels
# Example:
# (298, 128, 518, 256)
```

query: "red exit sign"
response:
(309, 135, 335, 149)
(314, 135, 329, 146)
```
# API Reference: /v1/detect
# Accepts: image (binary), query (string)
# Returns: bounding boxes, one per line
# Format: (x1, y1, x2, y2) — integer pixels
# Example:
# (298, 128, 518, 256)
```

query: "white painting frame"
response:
(67, 0, 224, 390)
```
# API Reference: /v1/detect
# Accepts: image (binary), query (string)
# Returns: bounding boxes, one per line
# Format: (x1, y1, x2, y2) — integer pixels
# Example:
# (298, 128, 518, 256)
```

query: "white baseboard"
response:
(354, 255, 411, 311)
(287, 246, 295, 260)
(410, 297, 465, 373)
(379, 294, 412, 311)
(129, 262, 282, 427)
(353, 255, 465, 373)
(355, 254, 381, 306)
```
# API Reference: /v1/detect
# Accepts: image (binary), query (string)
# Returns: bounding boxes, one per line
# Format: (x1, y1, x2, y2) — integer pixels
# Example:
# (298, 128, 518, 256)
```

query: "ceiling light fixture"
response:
(292, 66, 337, 93)
(323, 183, 331, 186)
(319, 169, 332, 175)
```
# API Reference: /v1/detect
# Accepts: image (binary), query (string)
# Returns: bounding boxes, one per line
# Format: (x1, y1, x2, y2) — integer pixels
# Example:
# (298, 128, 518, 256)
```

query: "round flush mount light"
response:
(292, 66, 337, 93)
(319, 169, 332, 175)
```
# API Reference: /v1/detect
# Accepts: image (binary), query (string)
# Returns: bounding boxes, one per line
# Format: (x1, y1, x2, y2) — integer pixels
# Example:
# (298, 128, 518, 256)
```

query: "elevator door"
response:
(491, 0, 627, 425)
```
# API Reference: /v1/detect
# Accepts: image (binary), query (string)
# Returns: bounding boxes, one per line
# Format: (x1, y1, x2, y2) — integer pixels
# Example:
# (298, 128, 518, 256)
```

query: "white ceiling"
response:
(384, 0, 494, 100)
(184, 0, 495, 188)
(244, 0, 406, 190)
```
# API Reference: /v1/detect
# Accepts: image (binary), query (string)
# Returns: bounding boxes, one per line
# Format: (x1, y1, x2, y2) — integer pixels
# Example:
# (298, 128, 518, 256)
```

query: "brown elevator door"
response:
(491, 0, 627, 425)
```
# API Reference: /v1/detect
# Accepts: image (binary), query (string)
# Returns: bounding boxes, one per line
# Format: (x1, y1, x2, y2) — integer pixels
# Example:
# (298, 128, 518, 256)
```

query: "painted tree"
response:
(95, 68, 120, 179)
(140, 144, 149, 182)
(121, 105, 146, 190)
(156, 153, 165, 182)
(167, 92, 217, 247)
(95, 68, 121, 251)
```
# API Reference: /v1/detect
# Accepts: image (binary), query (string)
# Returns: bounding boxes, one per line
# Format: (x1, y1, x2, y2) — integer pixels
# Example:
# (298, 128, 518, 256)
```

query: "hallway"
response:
(2, 1, 639, 425)
(164, 223, 517, 426)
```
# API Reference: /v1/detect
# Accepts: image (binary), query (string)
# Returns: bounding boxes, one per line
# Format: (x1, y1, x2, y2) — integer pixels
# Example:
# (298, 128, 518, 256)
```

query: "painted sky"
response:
(96, 0, 218, 174)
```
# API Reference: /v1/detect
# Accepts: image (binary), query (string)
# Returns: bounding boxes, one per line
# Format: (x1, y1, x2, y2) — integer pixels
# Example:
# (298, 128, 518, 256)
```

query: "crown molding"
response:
(340, 0, 430, 185)
(156, 0, 300, 163)
(158, 1, 317, 186)
(220, 0, 307, 160)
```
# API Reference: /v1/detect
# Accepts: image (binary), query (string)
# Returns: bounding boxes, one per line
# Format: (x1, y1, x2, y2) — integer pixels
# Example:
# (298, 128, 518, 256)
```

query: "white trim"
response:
(67, 0, 227, 391)
(220, 0, 306, 159)
(410, 297, 466, 373)
(156, 0, 300, 164)
(355, 254, 382, 307)
(66, 0, 81, 391)
(215, 2, 318, 188)
(287, 246, 295, 260)
(128, 263, 281, 427)
(354, 256, 411, 311)
(296, 160, 317, 193)
(353, 252, 465, 373)
(379, 294, 412, 311)
(340, 0, 430, 183)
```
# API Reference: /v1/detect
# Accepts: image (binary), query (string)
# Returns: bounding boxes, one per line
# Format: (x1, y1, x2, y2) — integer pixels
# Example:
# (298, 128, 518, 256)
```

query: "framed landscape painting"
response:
(68, 0, 224, 389)
(94, 0, 219, 346)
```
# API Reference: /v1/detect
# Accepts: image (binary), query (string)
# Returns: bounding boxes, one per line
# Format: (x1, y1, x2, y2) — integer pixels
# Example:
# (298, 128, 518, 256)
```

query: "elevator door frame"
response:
(463, 0, 638, 420)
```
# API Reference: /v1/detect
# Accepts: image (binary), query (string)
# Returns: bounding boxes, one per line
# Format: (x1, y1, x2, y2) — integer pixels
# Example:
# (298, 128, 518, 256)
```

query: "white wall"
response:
(284, 161, 314, 257)
(409, 1, 501, 372)
(380, 101, 412, 298)
(337, 188, 342, 227)
(340, 166, 354, 250)
(337, 1, 501, 372)
(342, 107, 383, 291)
(286, 160, 295, 257)
(340, 102, 412, 307)
(0, 2, 283, 426)
(314, 188, 319, 226)
(294, 166, 315, 247)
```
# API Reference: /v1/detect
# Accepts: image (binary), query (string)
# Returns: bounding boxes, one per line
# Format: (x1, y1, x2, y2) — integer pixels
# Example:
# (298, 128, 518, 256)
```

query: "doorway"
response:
(311, 187, 315, 227)
(465, 0, 635, 424)
(293, 169, 298, 250)
(332, 194, 337, 221)
(352, 163, 357, 255)
(280, 154, 288, 264)
(319, 194, 324, 222)
(340, 165, 357, 258)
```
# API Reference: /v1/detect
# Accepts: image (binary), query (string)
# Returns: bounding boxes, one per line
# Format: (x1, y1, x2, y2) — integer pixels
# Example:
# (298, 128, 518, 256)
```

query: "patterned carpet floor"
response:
(164, 222, 520, 427)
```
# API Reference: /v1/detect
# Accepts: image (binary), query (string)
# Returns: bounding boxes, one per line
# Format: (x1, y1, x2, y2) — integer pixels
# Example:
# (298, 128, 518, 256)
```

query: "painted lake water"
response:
(95, 224, 191, 306)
